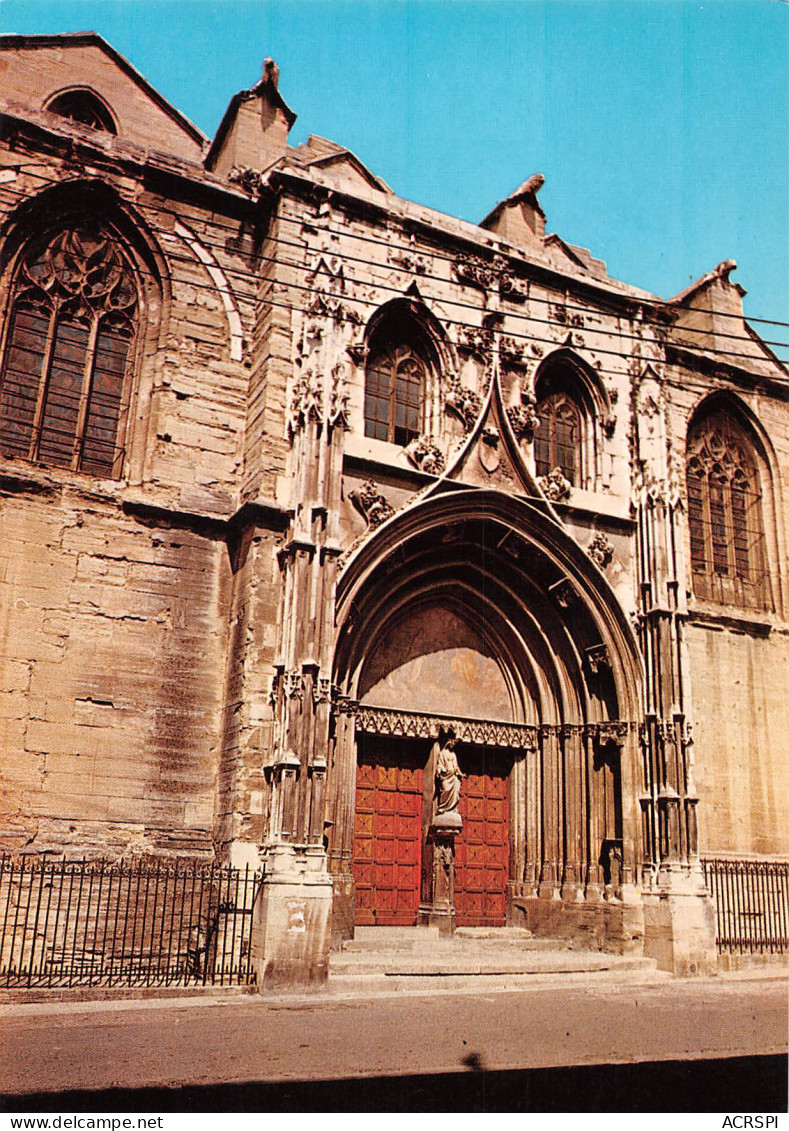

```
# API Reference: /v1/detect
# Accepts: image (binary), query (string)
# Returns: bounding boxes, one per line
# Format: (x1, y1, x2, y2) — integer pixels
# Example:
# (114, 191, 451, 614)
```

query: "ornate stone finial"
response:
(520, 173, 545, 197)
(538, 467, 572, 502)
(713, 259, 737, 282)
(349, 480, 395, 528)
(262, 57, 280, 89)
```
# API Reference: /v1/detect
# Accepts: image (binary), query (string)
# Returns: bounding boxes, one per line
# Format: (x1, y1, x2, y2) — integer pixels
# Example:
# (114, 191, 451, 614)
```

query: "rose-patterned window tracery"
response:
(364, 345, 423, 447)
(686, 410, 771, 611)
(0, 228, 137, 478)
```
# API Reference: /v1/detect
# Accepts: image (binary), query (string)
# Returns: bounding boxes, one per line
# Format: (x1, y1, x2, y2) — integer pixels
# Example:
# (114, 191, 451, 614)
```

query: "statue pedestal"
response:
(419, 811, 461, 935)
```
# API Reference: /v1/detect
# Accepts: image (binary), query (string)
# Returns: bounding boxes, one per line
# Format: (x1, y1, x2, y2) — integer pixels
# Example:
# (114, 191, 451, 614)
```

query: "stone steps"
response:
(330, 927, 661, 993)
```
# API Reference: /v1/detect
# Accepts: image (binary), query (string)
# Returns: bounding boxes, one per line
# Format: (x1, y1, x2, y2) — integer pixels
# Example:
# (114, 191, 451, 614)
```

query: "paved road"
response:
(1, 972, 786, 1100)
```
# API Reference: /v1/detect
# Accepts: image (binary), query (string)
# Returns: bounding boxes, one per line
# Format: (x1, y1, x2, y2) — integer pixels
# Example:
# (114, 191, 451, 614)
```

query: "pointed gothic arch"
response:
(362, 296, 454, 444)
(0, 181, 168, 481)
(327, 487, 643, 937)
(685, 393, 776, 613)
(533, 348, 609, 489)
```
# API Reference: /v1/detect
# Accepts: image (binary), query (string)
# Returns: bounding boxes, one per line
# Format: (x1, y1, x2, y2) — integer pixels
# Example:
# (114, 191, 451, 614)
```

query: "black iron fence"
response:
(702, 857, 789, 955)
(0, 857, 262, 988)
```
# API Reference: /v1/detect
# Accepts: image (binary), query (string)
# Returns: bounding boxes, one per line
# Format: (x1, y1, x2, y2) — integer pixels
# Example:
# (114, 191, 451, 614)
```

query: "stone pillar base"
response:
(252, 843, 333, 992)
(419, 813, 461, 935)
(642, 865, 718, 976)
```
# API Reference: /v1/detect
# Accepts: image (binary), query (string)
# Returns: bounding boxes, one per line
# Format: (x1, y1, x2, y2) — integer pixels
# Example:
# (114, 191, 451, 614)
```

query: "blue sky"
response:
(2, 1, 787, 334)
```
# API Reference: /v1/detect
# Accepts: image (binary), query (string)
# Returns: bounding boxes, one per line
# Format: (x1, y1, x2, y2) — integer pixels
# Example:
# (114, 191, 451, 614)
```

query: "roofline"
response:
(268, 164, 661, 312)
(0, 32, 207, 147)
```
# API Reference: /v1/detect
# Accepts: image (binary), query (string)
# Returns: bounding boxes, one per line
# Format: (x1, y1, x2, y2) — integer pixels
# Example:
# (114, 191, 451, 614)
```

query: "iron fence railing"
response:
(702, 857, 789, 955)
(0, 856, 262, 988)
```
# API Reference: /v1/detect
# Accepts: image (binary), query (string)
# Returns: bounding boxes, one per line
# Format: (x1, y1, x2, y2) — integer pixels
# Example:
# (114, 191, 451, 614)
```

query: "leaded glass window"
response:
(364, 345, 423, 446)
(0, 228, 137, 478)
(534, 391, 581, 484)
(686, 411, 770, 611)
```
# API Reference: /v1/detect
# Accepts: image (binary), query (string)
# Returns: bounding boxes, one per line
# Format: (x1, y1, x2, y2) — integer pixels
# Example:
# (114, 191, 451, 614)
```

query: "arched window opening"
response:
(46, 90, 117, 134)
(534, 391, 581, 484)
(686, 410, 771, 611)
(0, 227, 137, 478)
(534, 355, 595, 486)
(365, 344, 424, 446)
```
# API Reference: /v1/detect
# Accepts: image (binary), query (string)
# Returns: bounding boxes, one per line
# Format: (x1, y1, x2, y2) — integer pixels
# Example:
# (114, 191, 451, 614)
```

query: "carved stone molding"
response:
(329, 364, 351, 429)
(453, 255, 499, 293)
(288, 371, 322, 436)
(349, 705, 637, 749)
(354, 706, 539, 751)
(349, 480, 395, 527)
(282, 669, 305, 700)
(404, 435, 445, 476)
(538, 467, 572, 502)
(458, 327, 494, 363)
(587, 532, 614, 570)
(306, 293, 361, 325)
(589, 721, 629, 747)
(346, 342, 369, 366)
(452, 255, 526, 302)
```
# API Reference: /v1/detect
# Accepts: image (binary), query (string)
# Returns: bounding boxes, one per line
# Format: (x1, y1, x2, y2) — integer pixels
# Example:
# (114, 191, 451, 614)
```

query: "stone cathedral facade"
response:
(0, 33, 786, 986)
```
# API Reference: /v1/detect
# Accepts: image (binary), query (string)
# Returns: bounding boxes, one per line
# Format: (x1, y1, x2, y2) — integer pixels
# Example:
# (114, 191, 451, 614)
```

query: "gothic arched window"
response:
(686, 410, 770, 610)
(46, 90, 117, 134)
(0, 227, 138, 478)
(534, 391, 581, 484)
(364, 344, 424, 446)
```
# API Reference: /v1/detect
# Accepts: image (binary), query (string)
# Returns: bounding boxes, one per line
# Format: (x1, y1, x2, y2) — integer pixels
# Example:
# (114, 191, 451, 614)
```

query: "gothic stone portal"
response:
(352, 735, 512, 927)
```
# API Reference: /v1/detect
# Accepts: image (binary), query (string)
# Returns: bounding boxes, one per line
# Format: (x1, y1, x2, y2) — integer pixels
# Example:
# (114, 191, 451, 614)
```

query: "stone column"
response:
(635, 478, 716, 974)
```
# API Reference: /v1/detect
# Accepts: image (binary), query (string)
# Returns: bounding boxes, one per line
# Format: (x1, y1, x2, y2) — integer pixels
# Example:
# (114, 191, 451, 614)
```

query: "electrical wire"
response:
(3, 160, 789, 339)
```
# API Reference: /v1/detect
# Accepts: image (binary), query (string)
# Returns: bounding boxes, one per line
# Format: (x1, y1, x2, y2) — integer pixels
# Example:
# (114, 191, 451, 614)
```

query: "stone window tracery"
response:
(364, 344, 424, 446)
(534, 390, 581, 484)
(0, 227, 138, 478)
(686, 410, 770, 611)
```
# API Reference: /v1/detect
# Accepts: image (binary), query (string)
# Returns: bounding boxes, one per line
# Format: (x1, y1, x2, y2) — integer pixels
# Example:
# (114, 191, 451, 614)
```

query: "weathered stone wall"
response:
(0, 40, 205, 161)
(689, 623, 789, 857)
(0, 484, 227, 859)
(0, 91, 262, 861)
(668, 364, 789, 861)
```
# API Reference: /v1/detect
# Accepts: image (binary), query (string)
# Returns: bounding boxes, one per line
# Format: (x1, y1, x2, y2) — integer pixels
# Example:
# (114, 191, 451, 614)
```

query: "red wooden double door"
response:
(353, 737, 509, 927)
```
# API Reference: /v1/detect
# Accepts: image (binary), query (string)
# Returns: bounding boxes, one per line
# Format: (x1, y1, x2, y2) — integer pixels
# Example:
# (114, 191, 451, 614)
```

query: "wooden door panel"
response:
(353, 741, 424, 926)
(455, 749, 510, 927)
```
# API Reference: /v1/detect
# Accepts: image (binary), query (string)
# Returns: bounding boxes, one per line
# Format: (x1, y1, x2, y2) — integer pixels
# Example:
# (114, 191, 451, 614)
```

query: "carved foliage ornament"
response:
(506, 397, 538, 443)
(349, 480, 395, 527)
(453, 255, 526, 301)
(587, 532, 614, 570)
(404, 435, 445, 476)
(538, 466, 572, 502)
(445, 379, 483, 431)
